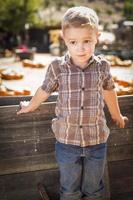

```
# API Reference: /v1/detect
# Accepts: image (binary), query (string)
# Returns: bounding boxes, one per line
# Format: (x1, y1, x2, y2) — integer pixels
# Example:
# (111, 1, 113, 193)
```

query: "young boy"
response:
(17, 6, 127, 200)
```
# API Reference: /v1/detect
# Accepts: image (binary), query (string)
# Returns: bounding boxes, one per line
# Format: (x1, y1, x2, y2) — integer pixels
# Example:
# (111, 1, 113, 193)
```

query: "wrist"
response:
(111, 113, 122, 120)
(28, 104, 37, 112)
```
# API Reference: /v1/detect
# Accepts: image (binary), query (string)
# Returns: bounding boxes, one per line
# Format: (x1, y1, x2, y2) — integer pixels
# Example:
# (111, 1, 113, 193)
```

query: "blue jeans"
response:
(55, 141, 107, 200)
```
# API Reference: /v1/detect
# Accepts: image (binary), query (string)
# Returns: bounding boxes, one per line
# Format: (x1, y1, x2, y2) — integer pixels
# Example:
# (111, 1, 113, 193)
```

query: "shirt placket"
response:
(79, 69, 85, 146)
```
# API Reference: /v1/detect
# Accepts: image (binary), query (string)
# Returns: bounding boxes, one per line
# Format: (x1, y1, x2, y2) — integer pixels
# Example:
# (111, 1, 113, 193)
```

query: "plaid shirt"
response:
(41, 54, 115, 147)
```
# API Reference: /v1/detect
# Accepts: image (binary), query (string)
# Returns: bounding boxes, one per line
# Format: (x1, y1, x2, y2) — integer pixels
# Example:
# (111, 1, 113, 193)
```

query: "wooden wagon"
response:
(0, 95, 133, 200)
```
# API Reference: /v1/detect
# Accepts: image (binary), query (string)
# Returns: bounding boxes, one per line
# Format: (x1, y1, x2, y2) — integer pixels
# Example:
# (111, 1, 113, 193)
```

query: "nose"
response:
(77, 43, 84, 52)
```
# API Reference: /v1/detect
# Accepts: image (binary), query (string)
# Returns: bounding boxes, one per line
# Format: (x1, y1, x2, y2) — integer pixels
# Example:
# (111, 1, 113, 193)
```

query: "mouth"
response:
(77, 54, 86, 57)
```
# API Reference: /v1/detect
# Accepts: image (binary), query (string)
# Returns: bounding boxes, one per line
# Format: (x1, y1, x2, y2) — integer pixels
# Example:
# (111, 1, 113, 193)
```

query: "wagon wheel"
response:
(37, 182, 50, 200)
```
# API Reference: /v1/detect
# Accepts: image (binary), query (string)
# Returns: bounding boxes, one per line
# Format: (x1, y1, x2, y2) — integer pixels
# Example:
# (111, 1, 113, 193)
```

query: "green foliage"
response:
(43, 0, 75, 10)
(95, 7, 100, 15)
(106, 9, 113, 15)
(0, 0, 43, 33)
(124, 0, 133, 20)
(43, 0, 63, 10)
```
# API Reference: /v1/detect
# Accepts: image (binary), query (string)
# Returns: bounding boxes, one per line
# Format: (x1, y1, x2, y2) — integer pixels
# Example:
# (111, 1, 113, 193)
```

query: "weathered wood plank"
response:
(0, 123, 54, 143)
(0, 116, 54, 126)
(107, 128, 133, 146)
(0, 153, 57, 175)
(0, 137, 56, 159)
(108, 160, 133, 179)
(107, 144, 133, 161)
(0, 127, 53, 141)
(108, 160, 133, 197)
(110, 177, 133, 194)
(117, 95, 133, 107)
(0, 95, 32, 106)
(0, 95, 132, 200)
(0, 94, 57, 106)
(0, 169, 60, 200)
(0, 102, 56, 121)
(110, 192, 133, 200)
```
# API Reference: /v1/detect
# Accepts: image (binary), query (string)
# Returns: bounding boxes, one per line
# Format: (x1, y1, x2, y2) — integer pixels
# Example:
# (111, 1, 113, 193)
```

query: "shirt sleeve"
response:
(102, 60, 115, 90)
(41, 60, 60, 94)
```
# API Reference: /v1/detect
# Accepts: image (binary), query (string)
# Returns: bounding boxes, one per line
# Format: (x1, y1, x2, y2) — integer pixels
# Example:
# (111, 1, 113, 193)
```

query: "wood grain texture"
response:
(0, 95, 133, 200)
(0, 169, 60, 200)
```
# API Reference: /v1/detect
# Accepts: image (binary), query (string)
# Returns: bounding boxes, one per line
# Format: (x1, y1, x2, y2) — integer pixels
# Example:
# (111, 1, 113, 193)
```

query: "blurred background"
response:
(0, 0, 133, 97)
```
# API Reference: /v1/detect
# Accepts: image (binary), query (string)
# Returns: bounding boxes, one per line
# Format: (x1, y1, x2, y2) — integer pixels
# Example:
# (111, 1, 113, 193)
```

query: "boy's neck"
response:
(70, 55, 94, 69)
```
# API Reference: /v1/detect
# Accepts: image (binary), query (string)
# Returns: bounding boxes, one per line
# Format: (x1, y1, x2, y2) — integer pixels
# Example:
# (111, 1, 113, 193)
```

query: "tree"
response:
(0, 0, 43, 35)
(43, 0, 75, 11)
(124, 0, 133, 20)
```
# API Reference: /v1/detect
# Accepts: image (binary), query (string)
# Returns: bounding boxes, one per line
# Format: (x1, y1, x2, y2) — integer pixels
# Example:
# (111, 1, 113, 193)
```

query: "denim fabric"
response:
(55, 141, 107, 200)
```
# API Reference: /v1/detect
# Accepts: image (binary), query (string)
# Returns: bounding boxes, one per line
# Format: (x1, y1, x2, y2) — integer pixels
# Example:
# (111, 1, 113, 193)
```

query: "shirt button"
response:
(79, 125, 83, 128)
(81, 106, 84, 110)
(82, 87, 85, 91)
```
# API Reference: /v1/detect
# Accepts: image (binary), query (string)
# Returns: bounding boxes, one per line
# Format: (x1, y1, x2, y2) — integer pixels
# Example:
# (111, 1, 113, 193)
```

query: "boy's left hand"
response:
(112, 114, 128, 128)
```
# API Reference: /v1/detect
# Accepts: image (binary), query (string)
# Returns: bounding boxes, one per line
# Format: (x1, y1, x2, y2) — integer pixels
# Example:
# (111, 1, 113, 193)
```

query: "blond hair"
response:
(62, 6, 99, 31)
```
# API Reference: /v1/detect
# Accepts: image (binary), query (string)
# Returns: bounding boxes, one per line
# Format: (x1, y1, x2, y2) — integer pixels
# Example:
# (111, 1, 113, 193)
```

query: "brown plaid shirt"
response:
(41, 54, 115, 147)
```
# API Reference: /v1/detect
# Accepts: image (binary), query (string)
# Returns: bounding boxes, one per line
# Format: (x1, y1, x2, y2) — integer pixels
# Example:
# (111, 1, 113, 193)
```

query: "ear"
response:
(98, 32, 101, 37)
(60, 31, 64, 39)
(96, 31, 101, 44)
(60, 31, 66, 41)
(60, 31, 67, 45)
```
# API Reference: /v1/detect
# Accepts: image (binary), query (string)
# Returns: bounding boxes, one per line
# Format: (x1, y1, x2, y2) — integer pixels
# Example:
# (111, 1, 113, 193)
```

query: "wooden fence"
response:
(0, 95, 133, 200)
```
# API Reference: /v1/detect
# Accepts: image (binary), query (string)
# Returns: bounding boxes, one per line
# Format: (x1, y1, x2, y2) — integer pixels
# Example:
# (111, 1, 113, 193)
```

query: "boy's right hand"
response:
(17, 101, 31, 115)
(112, 114, 128, 128)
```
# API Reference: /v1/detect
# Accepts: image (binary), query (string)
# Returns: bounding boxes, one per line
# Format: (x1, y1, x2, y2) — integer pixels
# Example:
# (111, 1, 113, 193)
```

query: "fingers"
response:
(17, 106, 25, 115)
(17, 109, 24, 115)
(120, 116, 128, 128)
(119, 121, 124, 129)
(124, 116, 128, 122)
(116, 116, 128, 128)
(115, 120, 123, 128)
(17, 101, 30, 115)
(113, 118, 122, 128)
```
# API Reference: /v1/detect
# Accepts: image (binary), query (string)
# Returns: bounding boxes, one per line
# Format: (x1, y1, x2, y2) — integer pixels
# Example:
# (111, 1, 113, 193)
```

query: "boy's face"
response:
(62, 26, 99, 68)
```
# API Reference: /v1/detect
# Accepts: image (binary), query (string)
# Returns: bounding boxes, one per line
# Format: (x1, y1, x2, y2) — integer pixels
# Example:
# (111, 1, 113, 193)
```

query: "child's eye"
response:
(84, 40, 91, 44)
(70, 41, 76, 45)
